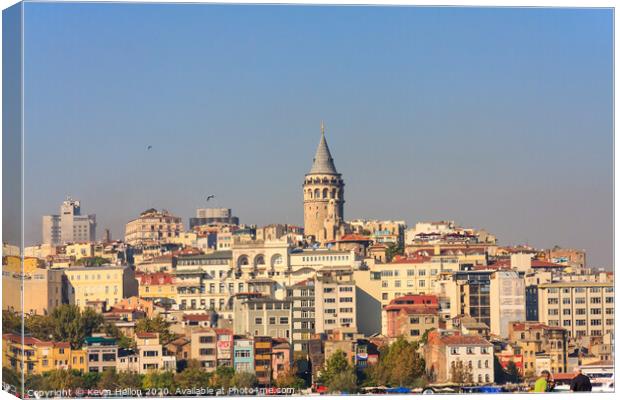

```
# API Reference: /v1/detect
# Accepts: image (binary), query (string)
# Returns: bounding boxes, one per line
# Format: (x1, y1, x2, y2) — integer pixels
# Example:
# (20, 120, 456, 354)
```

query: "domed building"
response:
(303, 123, 346, 243)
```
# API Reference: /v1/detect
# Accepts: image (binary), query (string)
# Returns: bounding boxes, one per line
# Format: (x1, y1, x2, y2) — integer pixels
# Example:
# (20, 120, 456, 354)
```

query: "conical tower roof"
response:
(309, 122, 338, 175)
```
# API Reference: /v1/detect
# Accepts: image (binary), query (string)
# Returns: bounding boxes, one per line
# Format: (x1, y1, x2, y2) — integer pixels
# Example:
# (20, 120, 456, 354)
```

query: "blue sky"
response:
(21, 4, 612, 268)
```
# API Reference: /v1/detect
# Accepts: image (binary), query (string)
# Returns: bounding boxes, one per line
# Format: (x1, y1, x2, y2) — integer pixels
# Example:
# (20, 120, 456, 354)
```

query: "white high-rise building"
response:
(42, 197, 96, 245)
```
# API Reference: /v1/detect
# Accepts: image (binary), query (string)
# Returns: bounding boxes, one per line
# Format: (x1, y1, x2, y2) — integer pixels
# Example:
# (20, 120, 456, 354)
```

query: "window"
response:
(255, 317, 263, 325)
(279, 317, 289, 324)
(269, 317, 276, 325)
(450, 347, 459, 355)
(199, 336, 214, 343)
(410, 330, 420, 336)
(548, 298, 559, 304)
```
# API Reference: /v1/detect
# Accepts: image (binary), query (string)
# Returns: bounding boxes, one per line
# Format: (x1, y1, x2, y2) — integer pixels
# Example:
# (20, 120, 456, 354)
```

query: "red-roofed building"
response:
(384, 295, 440, 341)
(425, 331, 494, 384)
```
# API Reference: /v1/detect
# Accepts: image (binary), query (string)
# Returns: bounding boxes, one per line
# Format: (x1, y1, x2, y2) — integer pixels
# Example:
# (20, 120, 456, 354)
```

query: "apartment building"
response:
(2, 334, 87, 375)
(233, 338, 254, 373)
(254, 336, 273, 386)
(136, 332, 164, 372)
(85, 336, 118, 373)
(215, 329, 233, 367)
(232, 296, 292, 340)
(314, 267, 357, 334)
(271, 339, 292, 381)
(373, 256, 460, 307)
(124, 209, 184, 246)
(425, 331, 494, 384)
(64, 265, 138, 310)
(489, 270, 525, 338)
(138, 272, 176, 300)
(508, 322, 568, 375)
(383, 295, 440, 341)
(537, 282, 614, 338)
(190, 329, 217, 371)
(3, 255, 64, 315)
(286, 279, 316, 352)
(42, 198, 96, 246)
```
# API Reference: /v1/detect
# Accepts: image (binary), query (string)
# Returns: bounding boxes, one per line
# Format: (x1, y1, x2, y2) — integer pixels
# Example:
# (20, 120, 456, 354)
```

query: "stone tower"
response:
(303, 123, 345, 243)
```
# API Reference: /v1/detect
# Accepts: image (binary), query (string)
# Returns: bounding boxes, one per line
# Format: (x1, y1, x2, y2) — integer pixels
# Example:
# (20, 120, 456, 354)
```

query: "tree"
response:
(74, 257, 111, 267)
(98, 369, 120, 391)
(211, 366, 235, 390)
(231, 372, 257, 389)
(505, 361, 521, 383)
(135, 316, 174, 344)
(43, 370, 84, 391)
(450, 360, 473, 384)
(175, 360, 212, 390)
(117, 372, 143, 390)
(275, 365, 306, 389)
(327, 371, 358, 394)
(2, 310, 23, 334)
(385, 243, 404, 262)
(50, 305, 104, 349)
(370, 337, 426, 388)
(24, 314, 55, 340)
(141, 371, 175, 392)
(320, 350, 358, 393)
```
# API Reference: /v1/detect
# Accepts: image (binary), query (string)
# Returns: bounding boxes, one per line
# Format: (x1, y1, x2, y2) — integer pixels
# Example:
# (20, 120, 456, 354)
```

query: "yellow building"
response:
(64, 265, 138, 310)
(2, 256, 63, 315)
(65, 243, 95, 261)
(138, 272, 177, 300)
(2, 334, 87, 374)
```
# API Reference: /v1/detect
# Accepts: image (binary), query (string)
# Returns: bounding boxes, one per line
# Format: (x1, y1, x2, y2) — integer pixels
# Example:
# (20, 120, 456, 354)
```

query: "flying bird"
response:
(206, 195, 215, 202)
(147, 145, 152, 150)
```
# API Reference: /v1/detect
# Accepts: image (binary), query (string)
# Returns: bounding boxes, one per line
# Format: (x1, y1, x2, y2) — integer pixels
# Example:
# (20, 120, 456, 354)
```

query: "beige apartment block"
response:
(64, 264, 138, 310)
(124, 208, 184, 246)
(537, 281, 614, 339)
(314, 267, 357, 334)
(3, 256, 63, 315)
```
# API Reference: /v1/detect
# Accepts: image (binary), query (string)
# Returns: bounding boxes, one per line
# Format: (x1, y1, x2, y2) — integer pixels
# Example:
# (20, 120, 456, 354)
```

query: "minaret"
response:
(303, 122, 345, 243)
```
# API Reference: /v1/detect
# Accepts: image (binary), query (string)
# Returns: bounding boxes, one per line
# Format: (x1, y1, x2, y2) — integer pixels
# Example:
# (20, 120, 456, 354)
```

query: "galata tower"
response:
(303, 122, 345, 243)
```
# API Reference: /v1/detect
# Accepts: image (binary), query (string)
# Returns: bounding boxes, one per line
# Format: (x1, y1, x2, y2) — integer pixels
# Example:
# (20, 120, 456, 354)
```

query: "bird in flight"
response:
(206, 195, 215, 202)
(147, 145, 152, 150)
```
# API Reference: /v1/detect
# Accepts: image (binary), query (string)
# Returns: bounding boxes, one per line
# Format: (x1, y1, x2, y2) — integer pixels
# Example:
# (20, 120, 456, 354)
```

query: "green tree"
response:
(231, 372, 257, 389)
(175, 360, 212, 390)
(74, 257, 111, 267)
(319, 350, 350, 385)
(24, 314, 55, 340)
(117, 372, 143, 391)
(135, 316, 174, 344)
(371, 337, 425, 388)
(328, 371, 358, 393)
(275, 365, 306, 389)
(2, 310, 23, 334)
(43, 370, 84, 391)
(97, 368, 120, 391)
(385, 243, 404, 262)
(319, 350, 358, 393)
(211, 366, 235, 390)
(50, 305, 104, 349)
(142, 371, 176, 392)
(2, 367, 21, 390)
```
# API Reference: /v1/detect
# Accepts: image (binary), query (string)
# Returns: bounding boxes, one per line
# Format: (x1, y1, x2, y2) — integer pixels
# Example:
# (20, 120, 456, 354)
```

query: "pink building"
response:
(271, 338, 292, 381)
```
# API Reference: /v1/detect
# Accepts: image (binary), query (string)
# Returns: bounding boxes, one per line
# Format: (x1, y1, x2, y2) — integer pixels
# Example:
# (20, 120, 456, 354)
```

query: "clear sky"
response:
(22, 4, 612, 268)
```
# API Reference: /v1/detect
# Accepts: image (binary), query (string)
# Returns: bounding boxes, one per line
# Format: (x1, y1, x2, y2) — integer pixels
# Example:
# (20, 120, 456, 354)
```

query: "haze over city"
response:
(21, 4, 612, 267)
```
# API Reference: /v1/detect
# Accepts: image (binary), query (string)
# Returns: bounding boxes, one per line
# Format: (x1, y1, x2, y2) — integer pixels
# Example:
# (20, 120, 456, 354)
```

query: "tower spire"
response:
(308, 122, 338, 175)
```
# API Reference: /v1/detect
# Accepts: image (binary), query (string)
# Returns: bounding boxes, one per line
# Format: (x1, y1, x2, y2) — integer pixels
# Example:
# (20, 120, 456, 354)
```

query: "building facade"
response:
(42, 198, 96, 245)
